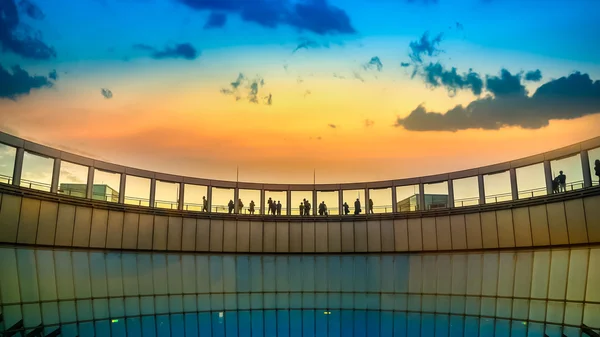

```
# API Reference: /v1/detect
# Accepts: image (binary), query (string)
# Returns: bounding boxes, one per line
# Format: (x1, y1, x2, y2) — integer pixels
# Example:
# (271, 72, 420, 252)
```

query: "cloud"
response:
(455, 22, 464, 30)
(406, 0, 439, 4)
(176, 0, 356, 35)
(364, 119, 374, 127)
(0, 63, 54, 100)
(101, 88, 113, 99)
(221, 73, 272, 105)
(362, 56, 383, 72)
(333, 73, 346, 79)
(132, 43, 199, 60)
(328, 123, 337, 128)
(401, 62, 411, 68)
(395, 72, 600, 131)
(204, 12, 227, 29)
(0, 0, 56, 59)
(525, 69, 542, 82)
(304, 90, 311, 98)
(292, 38, 328, 53)
(418, 62, 484, 96)
(48, 69, 57, 80)
(18, 0, 44, 20)
(409, 31, 443, 63)
(352, 71, 365, 82)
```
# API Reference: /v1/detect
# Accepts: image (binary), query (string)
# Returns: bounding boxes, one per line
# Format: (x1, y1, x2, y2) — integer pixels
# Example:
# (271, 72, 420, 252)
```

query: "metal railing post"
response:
(118, 173, 126, 204)
(51, 158, 61, 194)
(509, 168, 518, 201)
(12, 147, 24, 187)
(86, 165, 94, 199)
(581, 150, 592, 188)
(477, 174, 485, 205)
(149, 178, 156, 208)
(543, 160, 553, 195)
(447, 179, 454, 208)
(178, 183, 185, 211)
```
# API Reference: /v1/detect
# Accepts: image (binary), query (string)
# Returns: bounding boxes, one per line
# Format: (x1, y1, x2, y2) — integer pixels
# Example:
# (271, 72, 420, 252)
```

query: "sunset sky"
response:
(1, 0, 600, 198)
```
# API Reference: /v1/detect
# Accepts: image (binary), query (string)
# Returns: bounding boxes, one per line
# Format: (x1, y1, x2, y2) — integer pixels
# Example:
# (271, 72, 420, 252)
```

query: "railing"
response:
(0, 173, 12, 185)
(518, 187, 547, 199)
(484, 192, 513, 204)
(124, 196, 150, 207)
(92, 192, 120, 203)
(19, 178, 51, 192)
(454, 197, 480, 208)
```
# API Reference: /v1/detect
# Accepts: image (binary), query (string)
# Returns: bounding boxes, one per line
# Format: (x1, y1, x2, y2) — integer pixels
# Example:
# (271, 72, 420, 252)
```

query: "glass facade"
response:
(0, 246, 598, 336)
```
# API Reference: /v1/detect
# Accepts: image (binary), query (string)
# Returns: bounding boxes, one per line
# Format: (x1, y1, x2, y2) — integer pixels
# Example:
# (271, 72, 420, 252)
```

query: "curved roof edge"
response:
(1, 130, 599, 189)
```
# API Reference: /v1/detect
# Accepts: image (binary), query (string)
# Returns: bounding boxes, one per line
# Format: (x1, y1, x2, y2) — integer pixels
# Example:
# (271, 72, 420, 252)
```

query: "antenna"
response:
(237, 166, 239, 183)
(313, 169, 316, 185)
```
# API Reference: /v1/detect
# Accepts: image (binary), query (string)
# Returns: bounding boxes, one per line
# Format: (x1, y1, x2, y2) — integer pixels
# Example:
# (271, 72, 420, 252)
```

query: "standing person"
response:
(249, 200, 255, 214)
(276, 201, 282, 215)
(202, 196, 208, 212)
(299, 201, 304, 216)
(305, 200, 311, 216)
(557, 171, 567, 192)
(343, 202, 350, 215)
(369, 198, 374, 214)
(267, 197, 273, 214)
(318, 202, 324, 216)
(228, 199, 234, 214)
(594, 159, 600, 185)
(354, 198, 361, 215)
(238, 198, 244, 214)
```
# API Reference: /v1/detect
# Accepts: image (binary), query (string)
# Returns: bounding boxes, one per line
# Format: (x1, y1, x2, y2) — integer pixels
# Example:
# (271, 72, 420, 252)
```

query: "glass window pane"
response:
(452, 176, 479, 207)
(264, 191, 287, 215)
(368, 188, 392, 214)
(516, 163, 546, 199)
(21, 151, 53, 192)
(124, 175, 150, 207)
(423, 181, 449, 210)
(155, 180, 179, 209)
(212, 187, 234, 213)
(589, 147, 600, 187)
(316, 191, 338, 216)
(550, 154, 583, 192)
(396, 184, 419, 212)
(0, 143, 16, 184)
(58, 161, 89, 198)
(342, 189, 365, 215)
(238, 189, 260, 215)
(92, 169, 121, 203)
(291, 191, 312, 216)
(483, 171, 512, 203)
(183, 184, 208, 212)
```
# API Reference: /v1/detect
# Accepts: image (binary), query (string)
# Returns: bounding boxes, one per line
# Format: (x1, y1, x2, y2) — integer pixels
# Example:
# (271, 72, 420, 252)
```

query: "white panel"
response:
(466, 254, 482, 295)
(106, 211, 124, 249)
(181, 218, 196, 251)
(289, 222, 302, 252)
(380, 220, 394, 252)
(480, 211, 498, 248)
(451, 254, 467, 295)
(137, 214, 154, 250)
(36, 250, 57, 301)
(421, 217, 437, 251)
(435, 216, 451, 250)
(408, 218, 423, 251)
(547, 202, 569, 245)
(566, 249, 589, 301)
(263, 221, 276, 252)
(209, 219, 224, 252)
(89, 208, 108, 248)
(496, 209, 515, 248)
(315, 222, 328, 252)
(72, 207, 92, 248)
(0, 194, 21, 243)
(465, 213, 482, 249)
(236, 220, 250, 252)
(584, 195, 600, 242)
(367, 220, 381, 252)
(481, 253, 499, 296)
(548, 250, 569, 300)
(450, 215, 467, 250)
(153, 216, 168, 250)
(529, 205, 550, 246)
(302, 221, 315, 252)
(564, 199, 588, 244)
(513, 251, 533, 298)
(341, 222, 354, 252)
(196, 219, 210, 252)
(222, 220, 237, 252)
(328, 222, 341, 252)
(586, 248, 600, 302)
(122, 213, 139, 250)
(354, 221, 367, 252)
(512, 207, 532, 247)
(393, 219, 409, 252)
(0, 248, 21, 303)
(167, 217, 183, 251)
(276, 221, 289, 253)
(497, 252, 515, 297)
(531, 250, 551, 299)
(17, 198, 40, 244)
(55, 203, 75, 246)
(249, 221, 263, 253)
(36, 201, 58, 246)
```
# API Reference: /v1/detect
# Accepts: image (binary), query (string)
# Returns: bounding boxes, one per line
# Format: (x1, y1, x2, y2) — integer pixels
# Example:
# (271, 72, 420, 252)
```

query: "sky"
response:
(1, 0, 600, 206)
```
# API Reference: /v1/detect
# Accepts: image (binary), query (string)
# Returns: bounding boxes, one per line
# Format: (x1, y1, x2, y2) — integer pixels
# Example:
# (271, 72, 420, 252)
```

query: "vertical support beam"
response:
(581, 150, 592, 188)
(286, 189, 292, 216)
(418, 183, 425, 211)
(149, 178, 156, 208)
(118, 173, 126, 204)
(338, 189, 344, 216)
(478, 174, 485, 205)
(391, 184, 397, 213)
(509, 168, 518, 200)
(447, 179, 454, 208)
(86, 165, 94, 199)
(51, 158, 61, 194)
(260, 188, 265, 215)
(178, 182, 185, 211)
(234, 186, 240, 214)
(543, 160, 553, 195)
(312, 189, 317, 216)
(365, 188, 370, 215)
(12, 147, 24, 187)
(207, 185, 213, 213)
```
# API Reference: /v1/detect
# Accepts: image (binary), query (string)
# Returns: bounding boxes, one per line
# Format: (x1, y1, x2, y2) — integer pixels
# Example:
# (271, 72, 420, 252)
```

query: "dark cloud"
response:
(352, 71, 365, 82)
(333, 73, 346, 79)
(0, 0, 56, 59)
(409, 31, 443, 63)
(18, 0, 44, 20)
(400, 62, 411, 68)
(418, 62, 483, 96)
(363, 56, 383, 72)
(455, 22, 464, 30)
(364, 119, 374, 127)
(304, 90, 311, 98)
(395, 72, 600, 131)
(0, 63, 54, 100)
(101, 88, 113, 99)
(525, 69, 542, 82)
(48, 69, 57, 80)
(292, 38, 327, 53)
(133, 43, 199, 60)
(204, 12, 226, 29)
(176, 0, 356, 35)
(221, 73, 271, 105)
(328, 123, 337, 128)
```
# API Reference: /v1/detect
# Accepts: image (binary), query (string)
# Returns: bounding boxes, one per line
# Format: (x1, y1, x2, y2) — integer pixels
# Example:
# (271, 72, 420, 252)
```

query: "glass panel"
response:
(483, 171, 512, 204)
(57, 161, 89, 198)
(0, 143, 16, 184)
(550, 154, 583, 192)
(238, 189, 260, 215)
(589, 147, 600, 186)
(264, 190, 287, 215)
(290, 191, 312, 216)
(342, 189, 365, 216)
(92, 169, 121, 203)
(316, 191, 338, 216)
(212, 187, 234, 213)
(124, 175, 150, 207)
(21, 151, 53, 192)
(515, 163, 546, 199)
(368, 187, 392, 214)
(183, 184, 208, 212)
(154, 180, 179, 209)
(452, 176, 479, 207)
(395, 184, 419, 212)
(423, 181, 449, 210)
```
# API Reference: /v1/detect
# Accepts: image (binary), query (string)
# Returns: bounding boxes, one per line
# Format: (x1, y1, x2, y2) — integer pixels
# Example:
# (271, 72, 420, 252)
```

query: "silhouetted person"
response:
(238, 199, 244, 214)
(595, 159, 600, 184)
(202, 196, 208, 212)
(369, 198, 374, 214)
(354, 198, 361, 215)
(249, 200, 255, 214)
(557, 170, 567, 192)
(305, 200, 311, 216)
(299, 202, 304, 216)
(271, 200, 277, 215)
(323, 202, 328, 216)
(277, 201, 282, 215)
(267, 197, 273, 214)
(228, 199, 234, 214)
(551, 177, 559, 194)
(343, 202, 350, 215)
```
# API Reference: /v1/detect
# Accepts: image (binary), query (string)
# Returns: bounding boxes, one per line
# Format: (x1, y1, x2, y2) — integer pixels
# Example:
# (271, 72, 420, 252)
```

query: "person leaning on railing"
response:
(595, 159, 600, 184)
